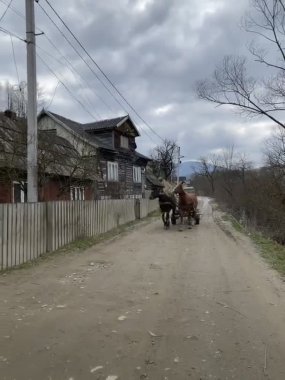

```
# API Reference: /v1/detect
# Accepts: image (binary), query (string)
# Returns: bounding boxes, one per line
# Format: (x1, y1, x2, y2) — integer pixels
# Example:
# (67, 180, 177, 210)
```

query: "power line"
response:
(36, 44, 103, 119)
(0, 0, 113, 118)
(37, 2, 129, 113)
(0, 0, 20, 17)
(0, 0, 12, 23)
(41, 34, 116, 117)
(0, 25, 25, 42)
(37, 53, 100, 121)
(9, 32, 26, 114)
(10, 34, 20, 85)
(41, 0, 163, 142)
(0, 0, 160, 143)
(38, 46, 157, 142)
(36, 2, 155, 143)
(45, 80, 59, 109)
(0, 2, 103, 121)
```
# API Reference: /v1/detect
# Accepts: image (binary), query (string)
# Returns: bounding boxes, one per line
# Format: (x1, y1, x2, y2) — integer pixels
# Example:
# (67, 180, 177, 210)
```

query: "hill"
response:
(179, 160, 203, 179)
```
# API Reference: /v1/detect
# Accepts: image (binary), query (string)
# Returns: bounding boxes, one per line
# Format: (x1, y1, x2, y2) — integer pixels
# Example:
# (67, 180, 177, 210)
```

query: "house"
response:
(38, 110, 150, 199)
(0, 110, 98, 203)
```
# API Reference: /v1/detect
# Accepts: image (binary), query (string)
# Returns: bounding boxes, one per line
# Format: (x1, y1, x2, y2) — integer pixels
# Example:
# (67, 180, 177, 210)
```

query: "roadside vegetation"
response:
(192, 144, 285, 275)
(192, 139, 285, 245)
(193, 0, 285, 257)
(220, 211, 285, 276)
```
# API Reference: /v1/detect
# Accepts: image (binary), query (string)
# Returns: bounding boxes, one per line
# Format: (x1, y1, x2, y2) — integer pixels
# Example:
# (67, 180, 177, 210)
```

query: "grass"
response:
(221, 213, 245, 233)
(221, 210, 285, 277)
(251, 233, 285, 276)
(0, 211, 159, 275)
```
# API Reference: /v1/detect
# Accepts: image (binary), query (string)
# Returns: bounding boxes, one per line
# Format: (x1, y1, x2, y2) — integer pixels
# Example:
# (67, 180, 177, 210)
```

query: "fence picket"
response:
(0, 198, 157, 270)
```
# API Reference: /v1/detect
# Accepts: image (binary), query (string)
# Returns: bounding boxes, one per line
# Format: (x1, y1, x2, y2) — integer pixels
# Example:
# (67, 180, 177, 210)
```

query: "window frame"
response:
(12, 181, 27, 203)
(107, 161, 119, 182)
(133, 166, 142, 183)
(70, 186, 85, 201)
(120, 135, 129, 149)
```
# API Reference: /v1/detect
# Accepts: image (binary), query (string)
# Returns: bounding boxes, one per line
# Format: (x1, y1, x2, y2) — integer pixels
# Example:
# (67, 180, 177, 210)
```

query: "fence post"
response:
(0, 205, 3, 270)
(135, 199, 140, 219)
(46, 202, 53, 252)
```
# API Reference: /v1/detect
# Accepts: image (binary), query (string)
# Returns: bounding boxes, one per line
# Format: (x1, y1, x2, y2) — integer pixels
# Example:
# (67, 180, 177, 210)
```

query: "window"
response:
(70, 186, 85, 201)
(133, 166, 142, 183)
(120, 135, 129, 149)
(13, 181, 27, 203)
(107, 161, 119, 181)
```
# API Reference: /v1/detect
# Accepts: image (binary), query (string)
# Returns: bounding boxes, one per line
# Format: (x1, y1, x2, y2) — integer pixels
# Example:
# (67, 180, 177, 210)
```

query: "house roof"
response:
(40, 109, 139, 139)
(84, 115, 140, 137)
(39, 110, 115, 151)
(39, 110, 146, 161)
(83, 116, 128, 131)
(134, 151, 151, 162)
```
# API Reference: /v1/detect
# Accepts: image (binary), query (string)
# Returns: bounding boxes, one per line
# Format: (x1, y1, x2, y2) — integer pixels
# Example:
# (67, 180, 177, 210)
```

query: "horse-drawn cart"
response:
(150, 181, 201, 229)
(174, 207, 200, 225)
(174, 183, 200, 226)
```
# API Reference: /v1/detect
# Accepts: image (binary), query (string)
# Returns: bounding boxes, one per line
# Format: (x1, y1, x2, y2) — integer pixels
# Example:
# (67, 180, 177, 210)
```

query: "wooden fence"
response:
(139, 198, 159, 219)
(0, 198, 158, 270)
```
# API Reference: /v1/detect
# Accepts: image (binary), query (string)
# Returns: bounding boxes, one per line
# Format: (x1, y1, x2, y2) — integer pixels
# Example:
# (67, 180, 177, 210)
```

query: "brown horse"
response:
(173, 182, 199, 226)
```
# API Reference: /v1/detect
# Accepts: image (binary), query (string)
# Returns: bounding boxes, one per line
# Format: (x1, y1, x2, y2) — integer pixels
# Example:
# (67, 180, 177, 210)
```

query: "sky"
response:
(0, 0, 278, 166)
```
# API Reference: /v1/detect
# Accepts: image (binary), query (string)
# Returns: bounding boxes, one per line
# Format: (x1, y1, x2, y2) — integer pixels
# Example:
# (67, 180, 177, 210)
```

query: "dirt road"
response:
(1, 198, 285, 380)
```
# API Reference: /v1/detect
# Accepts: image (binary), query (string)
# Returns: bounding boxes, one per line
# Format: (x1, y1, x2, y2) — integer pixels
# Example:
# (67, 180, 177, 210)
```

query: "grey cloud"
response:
(0, 0, 275, 165)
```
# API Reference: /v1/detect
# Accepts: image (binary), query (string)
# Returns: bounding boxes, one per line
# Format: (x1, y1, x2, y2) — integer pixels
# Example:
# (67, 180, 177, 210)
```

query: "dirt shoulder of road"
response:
(212, 202, 285, 279)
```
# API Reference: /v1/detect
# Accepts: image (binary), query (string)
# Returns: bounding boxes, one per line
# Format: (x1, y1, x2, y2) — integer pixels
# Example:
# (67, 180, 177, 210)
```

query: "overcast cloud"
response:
(0, 0, 277, 165)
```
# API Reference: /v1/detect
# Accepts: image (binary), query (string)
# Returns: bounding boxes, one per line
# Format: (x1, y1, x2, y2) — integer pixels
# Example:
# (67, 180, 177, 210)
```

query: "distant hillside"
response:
(179, 160, 203, 179)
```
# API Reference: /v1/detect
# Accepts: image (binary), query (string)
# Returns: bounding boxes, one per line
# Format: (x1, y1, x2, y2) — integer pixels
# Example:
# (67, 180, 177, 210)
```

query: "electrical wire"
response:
(36, 2, 155, 142)
(37, 52, 100, 121)
(0, 0, 161, 143)
(36, 44, 104, 119)
(9, 31, 26, 117)
(0, 0, 114, 118)
(10, 34, 20, 85)
(37, 2, 129, 113)
(45, 80, 60, 109)
(0, 0, 22, 19)
(0, 0, 12, 23)
(0, 25, 25, 42)
(43, 0, 164, 142)
(42, 34, 116, 117)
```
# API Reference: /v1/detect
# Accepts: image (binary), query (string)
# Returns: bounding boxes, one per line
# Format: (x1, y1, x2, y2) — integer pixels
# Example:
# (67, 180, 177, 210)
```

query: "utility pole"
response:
(176, 146, 184, 184)
(25, 0, 38, 202)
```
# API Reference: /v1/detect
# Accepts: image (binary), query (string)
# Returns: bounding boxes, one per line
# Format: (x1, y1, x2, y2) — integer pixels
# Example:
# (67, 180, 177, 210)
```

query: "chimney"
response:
(4, 109, 17, 120)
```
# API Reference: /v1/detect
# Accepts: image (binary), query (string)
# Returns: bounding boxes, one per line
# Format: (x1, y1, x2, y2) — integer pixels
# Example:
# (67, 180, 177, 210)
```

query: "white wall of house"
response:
(38, 115, 97, 157)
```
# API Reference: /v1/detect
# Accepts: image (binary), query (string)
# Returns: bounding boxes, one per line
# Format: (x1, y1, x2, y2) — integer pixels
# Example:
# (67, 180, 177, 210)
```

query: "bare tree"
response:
(194, 147, 252, 198)
(265, 126, 285, 170)
(1, 81, 47, 117)
(197, 155, 219, 193)
(264, 126, 285, 198)
(37, 131, 99, 198)
(0, 113, 99, 200)
(196, 0, 285, 130)
(150, 139, 178, 180)
(0, 113, 27, 194)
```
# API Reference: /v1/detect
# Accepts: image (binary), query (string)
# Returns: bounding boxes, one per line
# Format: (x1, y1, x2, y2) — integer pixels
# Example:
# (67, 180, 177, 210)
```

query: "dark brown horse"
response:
(150, 188, 177, 228)
(174, 182, 199, 226)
